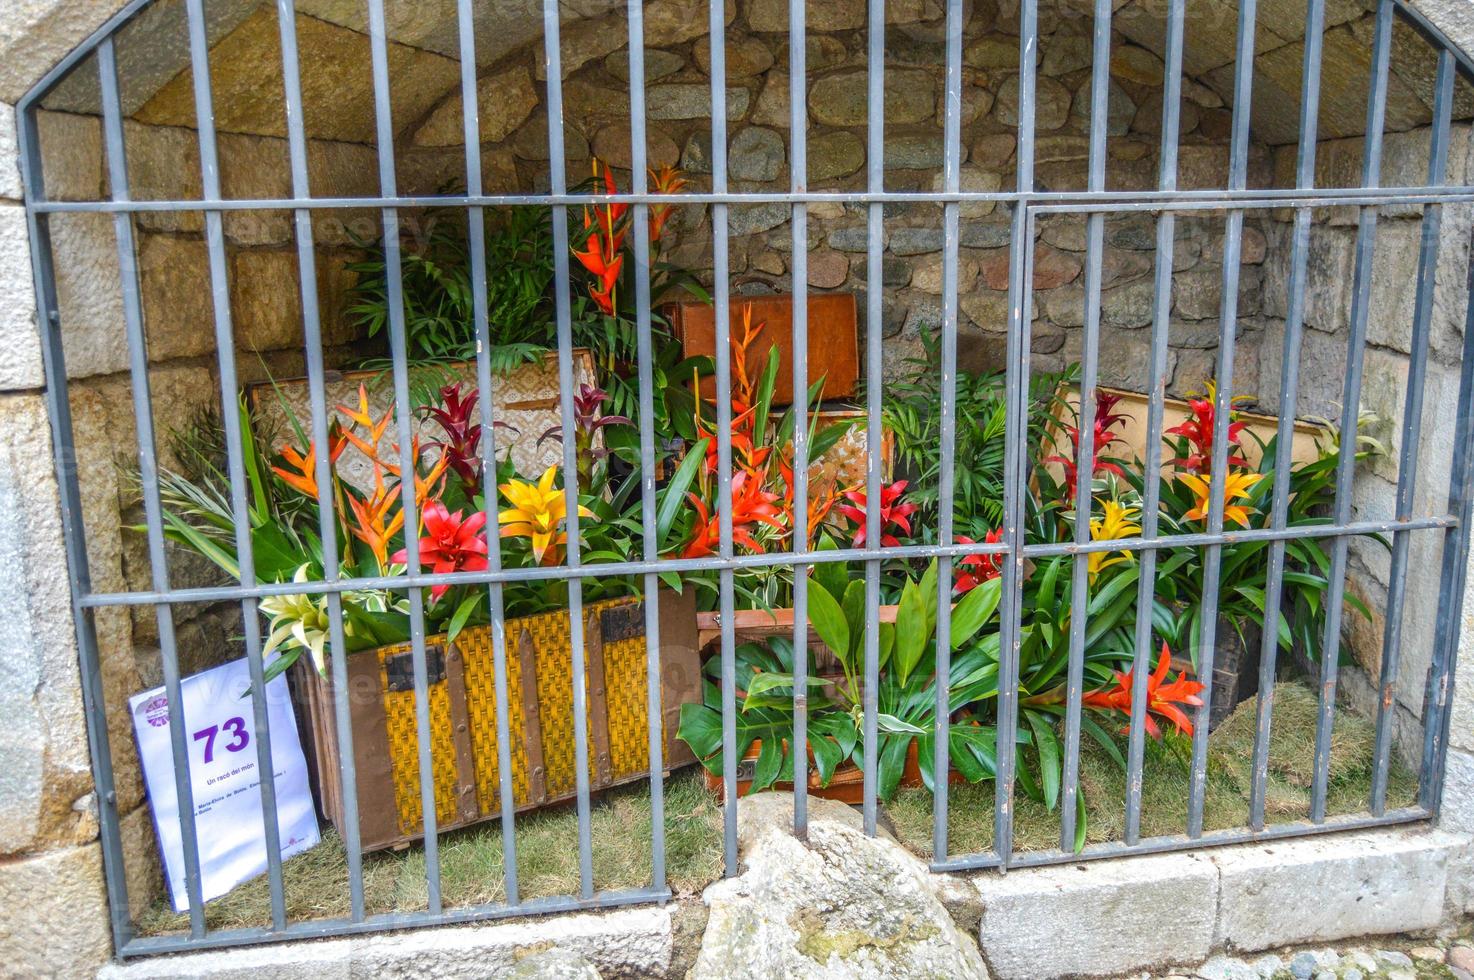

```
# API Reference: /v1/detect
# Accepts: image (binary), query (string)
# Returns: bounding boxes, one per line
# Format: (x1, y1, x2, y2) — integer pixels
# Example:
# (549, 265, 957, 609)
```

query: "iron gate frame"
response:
(14, 0, 1474, 958)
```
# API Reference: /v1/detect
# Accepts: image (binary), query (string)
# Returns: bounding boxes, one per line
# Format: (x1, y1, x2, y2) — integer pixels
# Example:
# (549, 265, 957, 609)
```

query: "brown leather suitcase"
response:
(667, 292, 860, 405)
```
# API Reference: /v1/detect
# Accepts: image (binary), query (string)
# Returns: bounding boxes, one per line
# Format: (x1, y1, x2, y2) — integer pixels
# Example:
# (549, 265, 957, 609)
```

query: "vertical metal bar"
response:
(788, 0, 811, 841)
(98, 36, 207, 935)
(625, 0, 668, 891)
(184, 0, 285, 928)
(20, 102, 136, 952)
(1060, 0, 1111, 851)
(1370, 48, 1455, 814)
(861, 0, 885, 842)
(1124, 0, 1184, 847)
(1419, 226, 1474, 815)
(274, 0, 364, 920)
(1310, 0, 1394, 823)
(1246, 0, 1327, 833)
(1186, 0, 1257, 839)
(931, 0, 964, 860)
(708, 0, 739, 878)
(995, 0, 1038, 869)
(456, 0, 521, 906)
(366, 0, 442, 912)
(539, 0, 596, 899)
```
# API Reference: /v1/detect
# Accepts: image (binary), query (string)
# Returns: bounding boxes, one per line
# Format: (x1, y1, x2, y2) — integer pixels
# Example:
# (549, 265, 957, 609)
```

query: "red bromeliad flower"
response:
(1081, 642, 1205, 738)
(681, 470, 786, 559)
(1043, 389, 1131, 499)
(1166, 391, 1249, 474)
(391, 501, 489, 602)
(955, 528, 1005, 593)
(421, 382, 501, 497)
(839, 479, 918, 548)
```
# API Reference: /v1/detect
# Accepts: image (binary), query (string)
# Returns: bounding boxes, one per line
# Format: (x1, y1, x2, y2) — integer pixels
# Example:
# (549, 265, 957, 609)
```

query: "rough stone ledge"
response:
(972, 826, 1470, 980)
(95, 906, 673, 980)
(974, 849, 1220, 980)
(1210, 827, 1465, 953)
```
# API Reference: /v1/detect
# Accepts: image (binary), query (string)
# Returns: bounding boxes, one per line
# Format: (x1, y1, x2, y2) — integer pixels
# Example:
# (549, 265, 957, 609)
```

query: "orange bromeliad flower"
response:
(337, 383, 397, 466)
(1179, 470, 1262, 528)
(272, 423, 347, 499)
(649, 164, 687, 243)
(1082, 642, 1205, 738)
(573, 159, 628, 316)
(345, 470, 406, 572)
(681, 470, 786, 559)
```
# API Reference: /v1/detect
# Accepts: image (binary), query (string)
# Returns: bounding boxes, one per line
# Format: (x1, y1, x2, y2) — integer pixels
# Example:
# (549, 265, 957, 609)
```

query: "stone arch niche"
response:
(10, 0, 1474, 969)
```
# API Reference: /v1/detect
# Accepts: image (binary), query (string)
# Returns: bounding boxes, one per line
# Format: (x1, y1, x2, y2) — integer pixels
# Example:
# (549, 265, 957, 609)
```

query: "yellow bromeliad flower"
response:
(499, 465, 595, 565)
(1179, 471, 1263, 528)
(1088, 500, 1141, 583)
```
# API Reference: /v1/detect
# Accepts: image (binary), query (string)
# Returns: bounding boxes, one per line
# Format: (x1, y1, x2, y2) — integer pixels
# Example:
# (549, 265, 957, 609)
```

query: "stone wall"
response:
(391, 0, 1281, 395)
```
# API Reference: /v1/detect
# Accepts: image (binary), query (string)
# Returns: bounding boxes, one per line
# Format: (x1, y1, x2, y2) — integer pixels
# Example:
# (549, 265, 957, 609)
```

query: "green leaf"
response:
(656, 439, 708, 549)
(841, 579, 867, 662)
(752, 736, 784, 792)
(676, 703, 724, 767)
(446, 593, 482, 644)
(950, 578, 1002, 650)
(894, 578, 929, 687)
(878, 621, 896, 671)
(876, 713, 927, 735)
(813, 536, 848, 600)
(806, 580, 851, 669)
(1073, 790, 1088, 853)
(1025, 710, 1061, 812)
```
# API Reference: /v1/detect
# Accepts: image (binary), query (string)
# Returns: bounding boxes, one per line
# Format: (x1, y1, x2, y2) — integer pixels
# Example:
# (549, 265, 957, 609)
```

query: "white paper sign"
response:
(130, 658, 320, 912)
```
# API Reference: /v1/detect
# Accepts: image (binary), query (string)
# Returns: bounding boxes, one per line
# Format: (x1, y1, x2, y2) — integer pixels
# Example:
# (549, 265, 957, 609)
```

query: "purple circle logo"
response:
(142, 695, 169, 728)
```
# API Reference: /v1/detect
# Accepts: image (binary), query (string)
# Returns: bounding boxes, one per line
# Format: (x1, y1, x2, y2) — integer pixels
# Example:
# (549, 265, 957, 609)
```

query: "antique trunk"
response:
(667, 292, 860, 404)
(298, 589, 701, 851)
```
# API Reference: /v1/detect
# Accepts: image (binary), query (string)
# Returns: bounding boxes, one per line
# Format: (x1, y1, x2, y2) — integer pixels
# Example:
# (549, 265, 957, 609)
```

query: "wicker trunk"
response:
(296, 588, 701, 851)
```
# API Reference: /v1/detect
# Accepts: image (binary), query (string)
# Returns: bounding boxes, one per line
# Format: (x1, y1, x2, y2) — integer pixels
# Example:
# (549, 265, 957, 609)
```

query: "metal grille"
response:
(16, 0, 1474, 958)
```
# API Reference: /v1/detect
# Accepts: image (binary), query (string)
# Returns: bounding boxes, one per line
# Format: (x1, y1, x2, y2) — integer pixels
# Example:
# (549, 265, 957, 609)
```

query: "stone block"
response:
(136, 9, 460, 145)
(0, 842, 112, 978)
(414, 66, 538, 147)
(99, 907, 673, 979)
(810, 69, 935, 128)
(0, 204, 43, 392)
(51, 209, 127, 380)
(35, 109, 103, 203)
(976, 852, 1218, 979)
(0, 393, 94, 856)
(1211, 829, 1458, 951)
(0, 102, 21, 202)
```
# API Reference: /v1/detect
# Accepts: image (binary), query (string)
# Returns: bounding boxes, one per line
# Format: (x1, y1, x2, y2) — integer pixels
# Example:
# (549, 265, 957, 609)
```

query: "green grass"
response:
(136, 682, 1418, 936)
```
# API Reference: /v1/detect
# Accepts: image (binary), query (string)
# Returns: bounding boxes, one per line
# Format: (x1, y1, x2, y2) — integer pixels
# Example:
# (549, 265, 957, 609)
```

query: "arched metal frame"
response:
(16, 0, 1474, 957)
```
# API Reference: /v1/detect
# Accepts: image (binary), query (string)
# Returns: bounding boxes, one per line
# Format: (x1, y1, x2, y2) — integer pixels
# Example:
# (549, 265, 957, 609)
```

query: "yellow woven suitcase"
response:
(298, 589, 700, 851)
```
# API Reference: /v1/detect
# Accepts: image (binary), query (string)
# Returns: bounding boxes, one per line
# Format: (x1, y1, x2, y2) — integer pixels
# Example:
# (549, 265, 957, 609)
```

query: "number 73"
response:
(192, 717, 250, 763)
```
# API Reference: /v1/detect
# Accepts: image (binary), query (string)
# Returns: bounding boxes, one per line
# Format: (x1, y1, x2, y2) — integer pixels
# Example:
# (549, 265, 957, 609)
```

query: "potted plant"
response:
(149, 381, 703, 852)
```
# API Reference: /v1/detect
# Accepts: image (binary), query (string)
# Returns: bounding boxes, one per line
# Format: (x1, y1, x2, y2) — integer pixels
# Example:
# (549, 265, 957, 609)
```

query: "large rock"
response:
(136, 10, 461, 144)
(810, 69, 935, 128)
(976, 851, 1217, 979)
(0, 841, 112, 978)
(0, 205, 41, 392)
(690, 793, 988, 979)
(414, 66, 538, 147)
